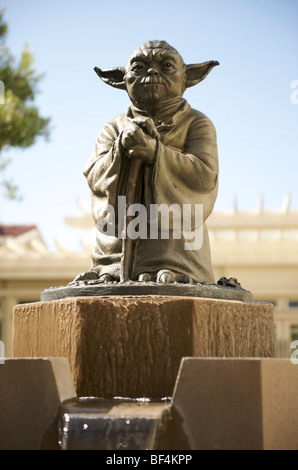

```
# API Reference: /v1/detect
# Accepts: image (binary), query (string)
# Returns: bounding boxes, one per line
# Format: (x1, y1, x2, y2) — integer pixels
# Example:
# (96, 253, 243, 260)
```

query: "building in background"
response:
(1, 196, 298, 357)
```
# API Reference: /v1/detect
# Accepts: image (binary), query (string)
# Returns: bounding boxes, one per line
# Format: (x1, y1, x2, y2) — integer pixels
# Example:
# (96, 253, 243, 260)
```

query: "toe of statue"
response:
(138, 272, 157, 282)
(156, 269, 193, 284)
(70, 269, 100, 284)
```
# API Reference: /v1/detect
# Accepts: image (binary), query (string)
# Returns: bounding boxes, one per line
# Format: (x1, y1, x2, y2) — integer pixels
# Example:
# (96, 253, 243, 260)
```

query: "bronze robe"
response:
(84, 99, 218, 283)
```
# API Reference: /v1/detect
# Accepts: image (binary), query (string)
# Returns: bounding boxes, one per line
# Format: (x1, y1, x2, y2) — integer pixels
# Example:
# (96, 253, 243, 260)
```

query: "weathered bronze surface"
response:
(74, 40, 220, 287)
(41, 280, 253, 302)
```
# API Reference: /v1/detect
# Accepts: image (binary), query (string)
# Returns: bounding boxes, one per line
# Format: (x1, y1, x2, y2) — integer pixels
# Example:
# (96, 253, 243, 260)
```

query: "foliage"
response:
(0, 9, 51, 199)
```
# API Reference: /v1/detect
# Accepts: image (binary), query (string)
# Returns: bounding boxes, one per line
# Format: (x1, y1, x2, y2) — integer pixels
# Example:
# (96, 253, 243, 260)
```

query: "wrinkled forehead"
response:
(127, 41, 184, 67)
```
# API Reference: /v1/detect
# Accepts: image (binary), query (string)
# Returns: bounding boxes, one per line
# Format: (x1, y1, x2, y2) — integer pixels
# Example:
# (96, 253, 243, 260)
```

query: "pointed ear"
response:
(94, 66, 126, 90)
(185, 60, 219, 88)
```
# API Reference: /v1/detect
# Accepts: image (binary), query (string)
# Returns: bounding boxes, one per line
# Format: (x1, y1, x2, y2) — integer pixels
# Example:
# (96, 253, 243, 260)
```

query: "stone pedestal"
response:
(172, 357, 298, 450)
(0, 358, 76, 450)
(12, 296, 274, 398)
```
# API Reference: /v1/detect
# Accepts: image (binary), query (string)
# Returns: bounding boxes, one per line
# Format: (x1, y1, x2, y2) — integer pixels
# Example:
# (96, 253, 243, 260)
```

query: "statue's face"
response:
(125, 44, 186, 108)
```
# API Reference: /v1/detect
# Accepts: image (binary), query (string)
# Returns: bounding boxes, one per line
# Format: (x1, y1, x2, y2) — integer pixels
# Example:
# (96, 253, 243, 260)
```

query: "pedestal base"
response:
(40, 281, 253, 302)
(173, 358, 298, 450)
(12, 296, 274, 398)
(0, 358, 76, 450)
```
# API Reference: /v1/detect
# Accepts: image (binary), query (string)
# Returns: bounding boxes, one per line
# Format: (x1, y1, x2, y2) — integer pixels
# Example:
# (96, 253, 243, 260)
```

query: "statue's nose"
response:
(147, 67, 159, 75)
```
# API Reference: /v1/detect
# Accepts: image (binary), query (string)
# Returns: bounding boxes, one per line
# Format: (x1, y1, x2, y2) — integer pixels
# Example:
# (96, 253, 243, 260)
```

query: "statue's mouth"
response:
(140, 76, 164, 85)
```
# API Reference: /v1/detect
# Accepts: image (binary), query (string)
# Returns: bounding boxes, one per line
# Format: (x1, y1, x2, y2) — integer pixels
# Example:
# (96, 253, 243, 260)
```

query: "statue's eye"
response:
(132, 63, 145, 72)
(162, 61, 175, 70)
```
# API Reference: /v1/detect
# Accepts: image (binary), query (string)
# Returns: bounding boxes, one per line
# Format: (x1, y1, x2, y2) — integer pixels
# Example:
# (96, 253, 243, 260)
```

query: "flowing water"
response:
(58, 396, 173, 450)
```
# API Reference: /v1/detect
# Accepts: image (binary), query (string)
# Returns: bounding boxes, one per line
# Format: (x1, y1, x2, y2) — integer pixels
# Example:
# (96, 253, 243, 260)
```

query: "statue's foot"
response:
(98, 274, 114, 283)
(70, 269, 100, 284)
(70, 270, 114, 284)
(138, 270, 193, 283)
(156, 269, 193, 284)
(87, 273, 115, 284)
(138, 272, 157, 282)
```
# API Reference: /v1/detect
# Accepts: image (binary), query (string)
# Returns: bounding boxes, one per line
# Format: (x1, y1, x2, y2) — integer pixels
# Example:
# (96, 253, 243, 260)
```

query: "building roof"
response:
(0, 225, 37, 237)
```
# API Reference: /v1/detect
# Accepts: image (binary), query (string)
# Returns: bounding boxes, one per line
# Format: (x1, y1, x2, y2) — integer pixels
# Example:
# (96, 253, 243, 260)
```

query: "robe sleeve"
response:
(153, 113, 218, 218)
(83, 121, 123, 200)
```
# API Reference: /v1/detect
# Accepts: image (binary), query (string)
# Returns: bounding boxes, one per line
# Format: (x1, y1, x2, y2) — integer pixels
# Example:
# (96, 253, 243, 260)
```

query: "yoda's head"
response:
(94, 40, 219, 112)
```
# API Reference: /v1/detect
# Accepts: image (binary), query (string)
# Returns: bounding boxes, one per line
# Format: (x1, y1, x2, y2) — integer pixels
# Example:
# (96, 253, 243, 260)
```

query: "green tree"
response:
(0, 9, 50, 199)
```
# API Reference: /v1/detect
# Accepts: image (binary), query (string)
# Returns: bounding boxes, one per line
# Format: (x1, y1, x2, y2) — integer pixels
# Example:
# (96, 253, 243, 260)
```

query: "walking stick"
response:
(120, 158, 144, 282)
(120, 117, 158, 282)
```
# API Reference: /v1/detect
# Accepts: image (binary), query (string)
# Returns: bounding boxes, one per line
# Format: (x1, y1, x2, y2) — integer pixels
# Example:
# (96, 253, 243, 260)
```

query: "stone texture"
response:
(172, 357, 298, 450)
(12, 296, 274, 399)
(0, 358, 76, 450)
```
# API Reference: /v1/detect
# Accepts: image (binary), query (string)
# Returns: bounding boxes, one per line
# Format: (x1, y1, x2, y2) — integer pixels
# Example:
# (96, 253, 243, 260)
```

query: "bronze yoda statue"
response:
(75, 40, 219, 285)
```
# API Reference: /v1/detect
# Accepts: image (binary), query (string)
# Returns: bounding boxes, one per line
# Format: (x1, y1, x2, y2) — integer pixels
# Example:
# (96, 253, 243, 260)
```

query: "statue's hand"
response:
(121, 121, 158, 165)
(121, 121, 147, 149)
(126, 136, 157, 165)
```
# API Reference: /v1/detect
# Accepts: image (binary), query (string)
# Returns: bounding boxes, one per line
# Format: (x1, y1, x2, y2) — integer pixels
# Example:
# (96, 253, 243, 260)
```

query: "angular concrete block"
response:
(0, 358, 76, 450)
(172, 357, 298, 450)
(12, 296, 274, 399)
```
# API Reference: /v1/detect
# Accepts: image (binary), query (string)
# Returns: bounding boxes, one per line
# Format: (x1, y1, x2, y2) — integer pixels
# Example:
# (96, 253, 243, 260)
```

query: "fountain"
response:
(10, 40, 277, 450)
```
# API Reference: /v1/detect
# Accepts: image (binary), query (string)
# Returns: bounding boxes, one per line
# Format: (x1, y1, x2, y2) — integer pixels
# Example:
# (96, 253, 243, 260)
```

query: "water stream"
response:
(58, 396, 173, 450)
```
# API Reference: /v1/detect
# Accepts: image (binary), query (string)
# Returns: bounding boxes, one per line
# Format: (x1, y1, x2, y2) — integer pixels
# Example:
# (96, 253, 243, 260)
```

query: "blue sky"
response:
(0, 0, 297, 250)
